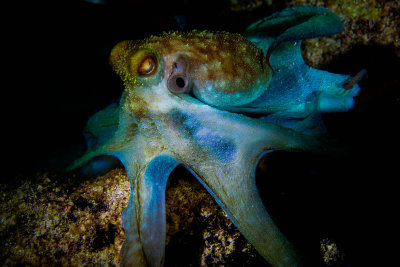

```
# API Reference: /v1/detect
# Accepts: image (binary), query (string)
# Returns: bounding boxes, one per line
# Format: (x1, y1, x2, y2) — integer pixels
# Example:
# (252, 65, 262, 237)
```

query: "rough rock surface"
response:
(289, 0, 400, 67)
(1, 169, 129, 266)
(0, 167, 267, 266)
(229, 0, 400, 67)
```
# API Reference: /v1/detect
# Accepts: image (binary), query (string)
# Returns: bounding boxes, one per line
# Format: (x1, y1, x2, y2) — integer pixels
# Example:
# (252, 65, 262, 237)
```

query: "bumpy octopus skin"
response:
(111, 31, 271, 107)
(70, 6, 362, 267)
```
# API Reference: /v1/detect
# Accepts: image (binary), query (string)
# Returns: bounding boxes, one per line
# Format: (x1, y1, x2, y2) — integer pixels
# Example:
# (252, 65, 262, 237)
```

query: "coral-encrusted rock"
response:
(164, 167, 263, 266)
(0, 169, 129, 266)
(228, 0, 399, 67)
(0, 167, 264, 266)
(286, 0, 400, 67)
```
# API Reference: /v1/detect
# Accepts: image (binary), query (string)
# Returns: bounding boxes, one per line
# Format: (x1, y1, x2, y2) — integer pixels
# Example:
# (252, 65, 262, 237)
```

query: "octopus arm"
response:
(176, 115, 337, 266)
(67, 103, 121, 174)
(84, 103, 120, 151)
(184, 152, 304, 266)
(241, 6, 362, 136)
(245, 6, 343, 53)
(68, 105, 180, 266)
(119, 154, 179, 267)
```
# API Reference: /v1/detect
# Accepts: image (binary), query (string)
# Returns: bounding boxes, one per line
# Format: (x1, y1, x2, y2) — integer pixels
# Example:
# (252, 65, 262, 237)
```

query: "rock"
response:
(286, 0, 400, 67)
(0, 167, 265, 266)
(0, 170, 129, 266)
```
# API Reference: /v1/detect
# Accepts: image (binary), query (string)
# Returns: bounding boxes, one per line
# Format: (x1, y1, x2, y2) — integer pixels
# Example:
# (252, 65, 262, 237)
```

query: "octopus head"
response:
(109, 31, 271, 112)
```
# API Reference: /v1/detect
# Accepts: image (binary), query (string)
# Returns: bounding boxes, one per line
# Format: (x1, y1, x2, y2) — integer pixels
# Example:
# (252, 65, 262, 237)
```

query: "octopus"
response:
(70, 6, 364, 267)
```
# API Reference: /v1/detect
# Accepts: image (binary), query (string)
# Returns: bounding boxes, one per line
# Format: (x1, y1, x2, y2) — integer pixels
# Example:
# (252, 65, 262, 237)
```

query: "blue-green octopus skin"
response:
(70, 6, 362, 267)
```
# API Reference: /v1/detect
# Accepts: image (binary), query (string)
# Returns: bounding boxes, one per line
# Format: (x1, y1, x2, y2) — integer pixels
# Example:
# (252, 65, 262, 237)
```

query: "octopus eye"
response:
(138, 56, 157, 76)
(167, 57, 190, 93)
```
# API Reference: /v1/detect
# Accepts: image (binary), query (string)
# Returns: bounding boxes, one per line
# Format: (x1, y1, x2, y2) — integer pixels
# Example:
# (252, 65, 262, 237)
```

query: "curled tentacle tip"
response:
(342, 69, 367, 90)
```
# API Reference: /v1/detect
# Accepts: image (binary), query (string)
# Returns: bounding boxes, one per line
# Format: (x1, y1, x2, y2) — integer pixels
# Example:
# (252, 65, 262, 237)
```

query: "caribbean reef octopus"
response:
(70, 6, 364, 267)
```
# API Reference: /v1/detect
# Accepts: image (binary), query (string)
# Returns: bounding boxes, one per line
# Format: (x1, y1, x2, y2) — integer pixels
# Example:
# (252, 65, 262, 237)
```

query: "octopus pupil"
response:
(176, 77, 185, 88)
